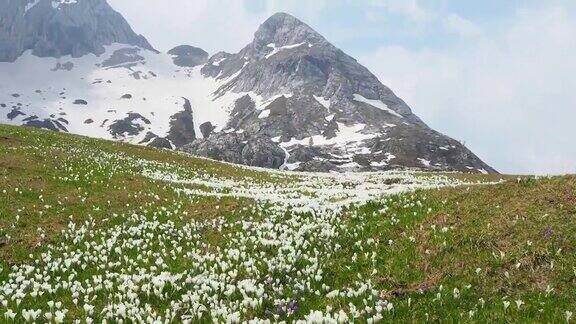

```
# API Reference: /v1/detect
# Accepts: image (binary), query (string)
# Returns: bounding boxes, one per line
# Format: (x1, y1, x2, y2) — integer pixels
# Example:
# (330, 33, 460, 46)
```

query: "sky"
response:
(109, 0, 576, 175)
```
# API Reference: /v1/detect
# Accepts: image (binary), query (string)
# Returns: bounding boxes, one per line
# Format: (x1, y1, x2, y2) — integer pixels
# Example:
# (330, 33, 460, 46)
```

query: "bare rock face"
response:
(108, 113, 150, 138)
(182, 133, 286, 169)
(168, 45, 208, 67)
(201, 51, 232, 77)
(73, 99, 88, 105)
(129, 98, 197, 149)
(23, 116, 68, 132)
(0, 0, 155, 62)
(148, 137, 172, 149)
(0, 0, 26, 62)
(101, 48, 144, 68)
(199, 122, 215, 139)
(166, 98, 196, 147)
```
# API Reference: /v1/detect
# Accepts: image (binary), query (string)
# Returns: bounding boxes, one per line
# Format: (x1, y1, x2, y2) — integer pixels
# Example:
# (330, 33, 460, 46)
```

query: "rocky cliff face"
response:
(168, 45, 208, 67)
(0, 0, 155, 62)
(0, 3, 496, 173)
(183, 13, 495, 173)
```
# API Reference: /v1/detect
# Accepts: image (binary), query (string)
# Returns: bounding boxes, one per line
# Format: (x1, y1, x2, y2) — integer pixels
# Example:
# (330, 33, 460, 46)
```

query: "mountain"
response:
(0, 2, 496, 173)
(186, 13, 495, 173)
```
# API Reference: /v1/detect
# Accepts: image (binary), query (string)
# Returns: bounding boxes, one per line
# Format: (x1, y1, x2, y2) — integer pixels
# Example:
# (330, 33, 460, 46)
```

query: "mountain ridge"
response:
(0, 2, 497, 173)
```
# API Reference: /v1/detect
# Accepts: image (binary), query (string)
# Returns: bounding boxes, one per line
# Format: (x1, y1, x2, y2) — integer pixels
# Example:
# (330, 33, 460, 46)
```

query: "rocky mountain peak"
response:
(192, 12, 496, 173)
(252, 12, 326, 49)
(0, 0, 156, 62)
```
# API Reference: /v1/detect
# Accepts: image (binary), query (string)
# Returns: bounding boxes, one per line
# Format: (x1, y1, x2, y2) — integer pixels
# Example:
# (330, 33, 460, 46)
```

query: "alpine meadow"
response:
(0, 0, 574, 322)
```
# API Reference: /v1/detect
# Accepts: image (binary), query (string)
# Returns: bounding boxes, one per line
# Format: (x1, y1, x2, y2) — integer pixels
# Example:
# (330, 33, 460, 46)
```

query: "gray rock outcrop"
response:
(168, 45, 208, 67)
(166, 98, 196, 147)
(183, 133, 286, 169)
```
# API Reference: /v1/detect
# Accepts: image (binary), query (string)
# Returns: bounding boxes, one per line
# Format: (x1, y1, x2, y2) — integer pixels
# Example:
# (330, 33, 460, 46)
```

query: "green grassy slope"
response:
(0, 124, 574, 323)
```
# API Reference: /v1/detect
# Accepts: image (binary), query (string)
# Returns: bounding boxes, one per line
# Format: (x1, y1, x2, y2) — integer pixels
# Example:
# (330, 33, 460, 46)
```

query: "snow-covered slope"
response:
(0, 45, 248, 147)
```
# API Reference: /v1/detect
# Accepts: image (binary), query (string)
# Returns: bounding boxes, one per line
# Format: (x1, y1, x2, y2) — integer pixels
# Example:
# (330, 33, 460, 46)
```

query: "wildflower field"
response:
(0, 124, 574, 323)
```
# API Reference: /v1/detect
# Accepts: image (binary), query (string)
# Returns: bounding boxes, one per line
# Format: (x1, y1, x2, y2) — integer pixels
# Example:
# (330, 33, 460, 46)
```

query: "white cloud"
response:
(443, 13, 482, 38)
(360, 5, 576, 175)
(365, 1, 482, 42)
(368, 0, 432, 24)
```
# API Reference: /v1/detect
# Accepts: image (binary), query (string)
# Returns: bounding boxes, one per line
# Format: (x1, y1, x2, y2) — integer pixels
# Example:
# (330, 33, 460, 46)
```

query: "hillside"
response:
(0, 124, 574, 322)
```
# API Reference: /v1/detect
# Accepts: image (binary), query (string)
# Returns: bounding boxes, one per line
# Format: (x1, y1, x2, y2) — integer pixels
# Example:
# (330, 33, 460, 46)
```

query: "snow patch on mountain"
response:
(353, 94, 403, 118)
(313, 95, 331, 110)
(212, 58, 226, 67)
(25, 0, 41, 12)
(258, 109, 271, 119)
(418, 158, 432, 167)
(280, 123, 378, 148)
(370, 153, 396, 167)
(250, 93, 293, 111)
(265, 42, 307, 59)
(51, 0, 78, 9)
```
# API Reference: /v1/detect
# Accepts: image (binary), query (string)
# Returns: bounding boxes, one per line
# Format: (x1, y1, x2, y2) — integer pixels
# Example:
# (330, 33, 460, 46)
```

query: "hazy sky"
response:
(109, 0, 576, 175)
